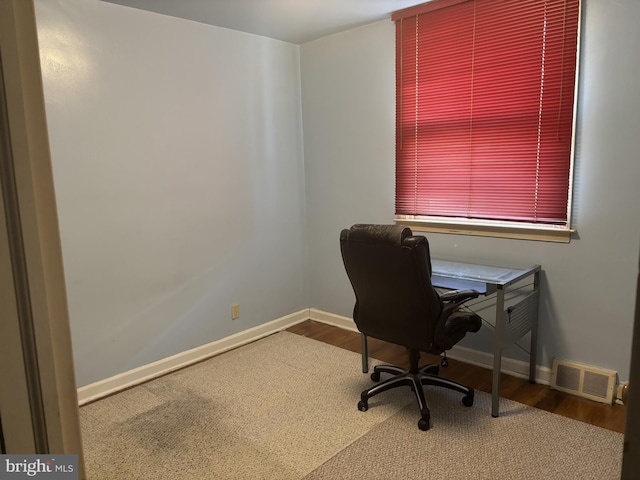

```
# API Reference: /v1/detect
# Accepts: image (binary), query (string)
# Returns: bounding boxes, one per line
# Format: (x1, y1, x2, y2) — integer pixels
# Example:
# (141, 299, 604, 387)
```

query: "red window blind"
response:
(393, 0, 580, 225)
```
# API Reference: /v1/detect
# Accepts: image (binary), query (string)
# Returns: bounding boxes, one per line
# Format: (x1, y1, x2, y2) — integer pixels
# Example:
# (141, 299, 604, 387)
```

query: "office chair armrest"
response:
(440, 289, 480, 317)
(439, 289, 479, 303)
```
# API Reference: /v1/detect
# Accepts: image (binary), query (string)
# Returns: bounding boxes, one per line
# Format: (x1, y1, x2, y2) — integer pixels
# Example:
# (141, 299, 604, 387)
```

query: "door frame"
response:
(0, 0, 84, 476)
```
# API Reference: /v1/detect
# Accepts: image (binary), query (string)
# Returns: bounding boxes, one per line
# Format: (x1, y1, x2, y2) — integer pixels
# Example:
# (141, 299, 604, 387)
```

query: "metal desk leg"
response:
(529, 270, 541, 383)
(361, 333, 369, 373)
(492, 288, 505, 417)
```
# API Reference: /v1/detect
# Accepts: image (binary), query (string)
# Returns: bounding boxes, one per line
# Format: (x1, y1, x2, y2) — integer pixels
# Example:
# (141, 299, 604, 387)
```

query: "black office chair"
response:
(340, 224, 482, 430)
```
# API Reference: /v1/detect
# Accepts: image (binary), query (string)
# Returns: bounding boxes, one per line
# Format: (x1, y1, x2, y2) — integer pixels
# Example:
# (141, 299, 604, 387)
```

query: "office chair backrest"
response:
(340, 224, 443, 352)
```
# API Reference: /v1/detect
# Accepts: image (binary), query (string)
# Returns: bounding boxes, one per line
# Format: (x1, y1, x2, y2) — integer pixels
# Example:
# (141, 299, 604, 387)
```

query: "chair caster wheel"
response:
(371, 371, 380, 382)
(440, 357, 448, 368)
(418, 417, 430, 431)
(462, 392, 474, 407)
(358, 400, 368, 412)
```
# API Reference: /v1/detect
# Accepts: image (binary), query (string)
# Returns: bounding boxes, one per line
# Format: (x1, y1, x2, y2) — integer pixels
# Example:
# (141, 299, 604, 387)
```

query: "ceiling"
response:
(101, 0, 426, 44)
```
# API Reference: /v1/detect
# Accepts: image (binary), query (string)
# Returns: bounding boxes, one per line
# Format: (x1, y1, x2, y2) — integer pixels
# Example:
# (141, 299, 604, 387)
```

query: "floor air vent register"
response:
(550, 359, 617, 404)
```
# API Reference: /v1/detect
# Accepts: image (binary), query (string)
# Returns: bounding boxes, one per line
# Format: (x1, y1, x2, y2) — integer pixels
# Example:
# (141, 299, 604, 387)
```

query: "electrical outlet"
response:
(231, 304, 240, 320)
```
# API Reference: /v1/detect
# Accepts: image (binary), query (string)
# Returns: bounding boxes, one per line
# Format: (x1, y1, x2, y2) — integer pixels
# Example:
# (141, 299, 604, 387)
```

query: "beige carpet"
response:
(80, 331, 623, 479)
(80, 332, 411, 479)
(303, 388, 623, 480)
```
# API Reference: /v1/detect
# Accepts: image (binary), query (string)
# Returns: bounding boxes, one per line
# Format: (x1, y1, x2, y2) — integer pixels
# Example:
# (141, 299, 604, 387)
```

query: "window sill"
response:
(395, 217, 574, 243)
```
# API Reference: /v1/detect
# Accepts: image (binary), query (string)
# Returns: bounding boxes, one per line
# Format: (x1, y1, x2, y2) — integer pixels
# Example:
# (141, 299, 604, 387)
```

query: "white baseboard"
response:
(77, 309, 310, 405)
(309, 308, 358, 332)
(78, 307, 551, 406)
(447, 344, 551, 385)
(309, 308, 552, 385)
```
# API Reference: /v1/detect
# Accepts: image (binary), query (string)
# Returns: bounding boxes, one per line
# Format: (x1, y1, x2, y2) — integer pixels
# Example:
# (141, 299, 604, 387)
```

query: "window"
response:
(392, 0, 581, 242)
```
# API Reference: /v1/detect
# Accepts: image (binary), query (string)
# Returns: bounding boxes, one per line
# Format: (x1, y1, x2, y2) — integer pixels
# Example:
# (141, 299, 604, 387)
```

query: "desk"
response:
(360, 259, 541, 417)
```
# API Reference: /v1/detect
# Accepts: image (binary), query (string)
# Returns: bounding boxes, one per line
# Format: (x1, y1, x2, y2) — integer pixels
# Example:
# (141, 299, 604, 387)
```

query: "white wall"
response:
(35, 0, 640, 387)
(35, 0, 308, 386)
(301, 1, 640, 380)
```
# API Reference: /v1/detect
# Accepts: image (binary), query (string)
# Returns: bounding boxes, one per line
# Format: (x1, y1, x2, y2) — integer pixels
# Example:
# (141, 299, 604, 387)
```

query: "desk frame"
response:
(360, 261, 541, 418)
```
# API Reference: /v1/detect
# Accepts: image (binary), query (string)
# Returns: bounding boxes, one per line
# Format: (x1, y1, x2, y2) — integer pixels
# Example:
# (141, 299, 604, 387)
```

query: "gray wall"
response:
(301, 1, 640, 380)
(35, 0, 309, 386)
(35, 0, 640, 387)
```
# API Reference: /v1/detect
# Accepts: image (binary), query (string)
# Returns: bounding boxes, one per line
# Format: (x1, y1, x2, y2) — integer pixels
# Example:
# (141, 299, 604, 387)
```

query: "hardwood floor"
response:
(287, 320, 627, 433)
